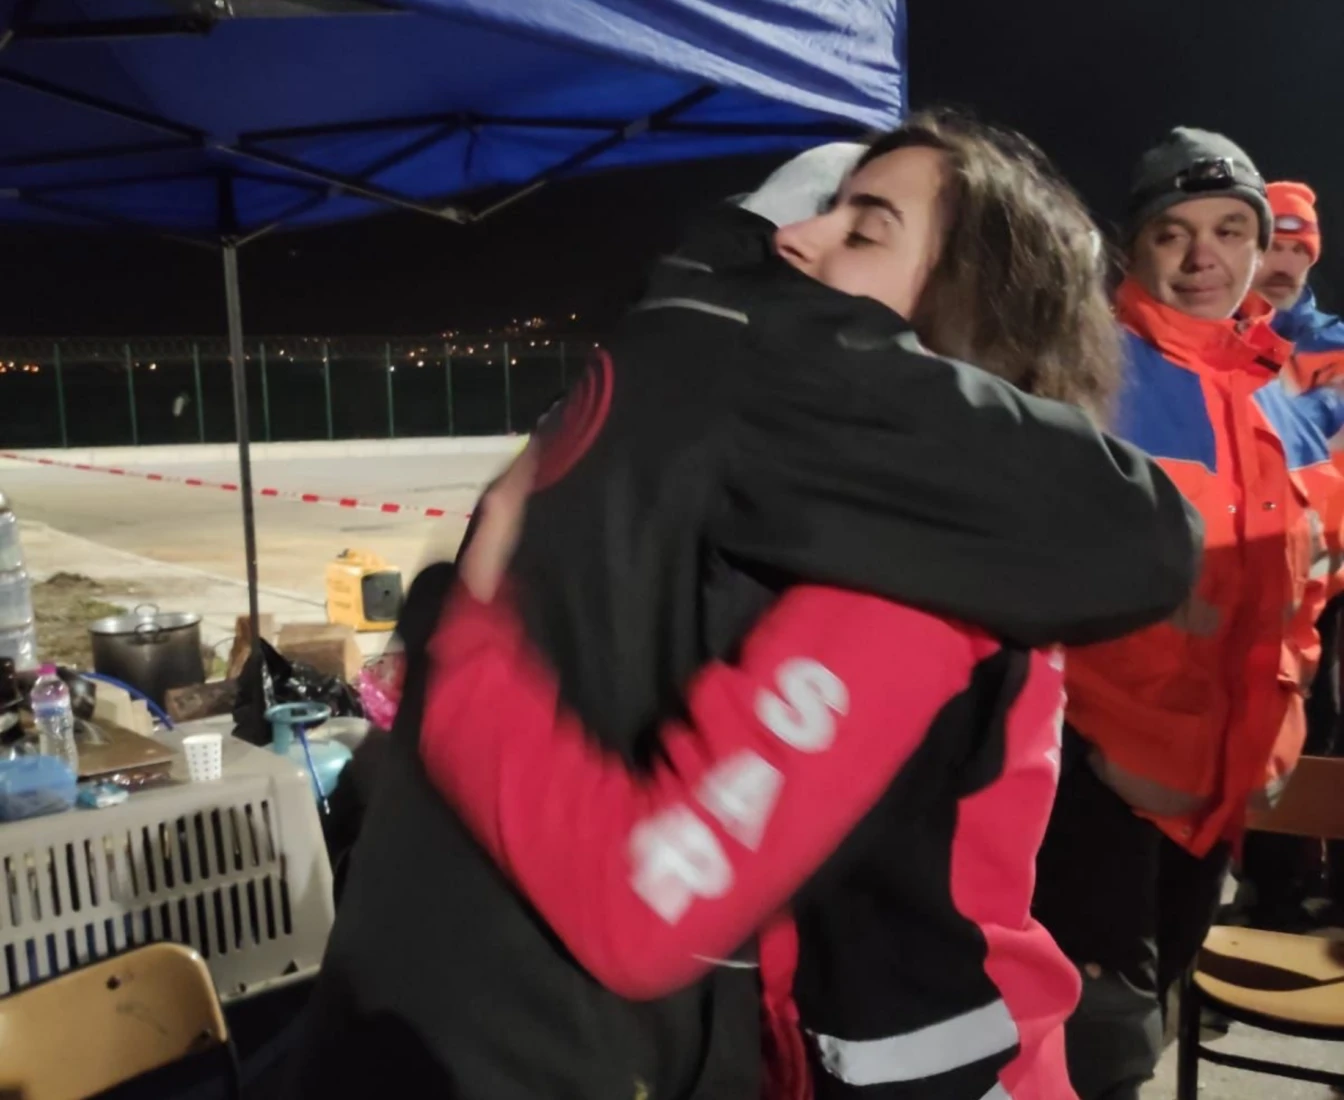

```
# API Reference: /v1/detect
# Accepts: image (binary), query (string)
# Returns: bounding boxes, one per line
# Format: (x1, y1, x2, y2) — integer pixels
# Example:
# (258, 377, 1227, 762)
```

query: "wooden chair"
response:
(0, 942, 239, 1100)
(1177, 755, 1344, 1096)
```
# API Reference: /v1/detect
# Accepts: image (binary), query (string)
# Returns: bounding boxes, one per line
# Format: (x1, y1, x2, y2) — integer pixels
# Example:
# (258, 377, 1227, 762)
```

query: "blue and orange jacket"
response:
(1067, 278, 1338, 855)
(1276, 287, 1344, 394)
(1274, 290, 1344, 567)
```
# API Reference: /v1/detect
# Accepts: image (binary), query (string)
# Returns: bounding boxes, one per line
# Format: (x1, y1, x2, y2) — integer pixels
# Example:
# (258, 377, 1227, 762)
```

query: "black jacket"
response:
(288, 207, 1200, 1099)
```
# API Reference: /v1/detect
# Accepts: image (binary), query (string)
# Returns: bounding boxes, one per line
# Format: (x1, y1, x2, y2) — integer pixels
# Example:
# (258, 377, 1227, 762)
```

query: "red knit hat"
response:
(1267, 181, 1321, 263)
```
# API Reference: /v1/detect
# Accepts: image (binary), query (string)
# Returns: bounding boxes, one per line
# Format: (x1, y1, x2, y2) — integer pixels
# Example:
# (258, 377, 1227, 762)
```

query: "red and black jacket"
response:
(422, 586, 1076, 1099)
(289, 207, 1199, 1099)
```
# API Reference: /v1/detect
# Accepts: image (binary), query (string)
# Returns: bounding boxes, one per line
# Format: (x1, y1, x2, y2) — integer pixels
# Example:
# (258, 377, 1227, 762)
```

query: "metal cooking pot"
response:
(89, 603, 205, 707)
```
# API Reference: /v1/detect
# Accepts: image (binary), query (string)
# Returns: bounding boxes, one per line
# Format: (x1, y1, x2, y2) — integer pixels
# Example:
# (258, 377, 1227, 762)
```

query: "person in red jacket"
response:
(1239, 181, 1344, 930)
(1033, 128, 1334, 1099)
(417, 116, 1199, 1100)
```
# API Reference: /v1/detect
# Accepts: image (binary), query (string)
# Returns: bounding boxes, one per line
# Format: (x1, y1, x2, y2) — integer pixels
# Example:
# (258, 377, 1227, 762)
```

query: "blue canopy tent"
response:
(0, 0, 905, 645)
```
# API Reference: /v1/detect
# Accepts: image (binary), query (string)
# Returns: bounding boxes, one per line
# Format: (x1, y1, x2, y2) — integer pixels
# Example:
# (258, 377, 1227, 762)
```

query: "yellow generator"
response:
(325, 549, 404, 631)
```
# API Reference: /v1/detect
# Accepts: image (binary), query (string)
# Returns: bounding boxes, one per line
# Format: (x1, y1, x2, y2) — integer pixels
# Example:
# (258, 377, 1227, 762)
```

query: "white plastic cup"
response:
(182, 733, 224, 782)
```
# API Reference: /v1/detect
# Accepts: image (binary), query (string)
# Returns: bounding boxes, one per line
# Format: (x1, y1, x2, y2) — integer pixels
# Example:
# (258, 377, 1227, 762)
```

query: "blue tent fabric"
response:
(404, 1, 906, 129)
(0, 0, 905, 238)
(0, 0, 903, 634)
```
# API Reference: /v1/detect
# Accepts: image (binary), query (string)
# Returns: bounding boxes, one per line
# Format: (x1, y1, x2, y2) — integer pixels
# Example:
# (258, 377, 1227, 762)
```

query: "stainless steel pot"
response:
(89, 603, 205, 706)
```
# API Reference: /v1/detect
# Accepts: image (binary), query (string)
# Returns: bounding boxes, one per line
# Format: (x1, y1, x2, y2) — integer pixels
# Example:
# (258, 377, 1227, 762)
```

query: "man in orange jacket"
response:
(1033, 128, 1334, 1099)
(1238, 182, 1344, 929)
(1256, 182, 1344, 459)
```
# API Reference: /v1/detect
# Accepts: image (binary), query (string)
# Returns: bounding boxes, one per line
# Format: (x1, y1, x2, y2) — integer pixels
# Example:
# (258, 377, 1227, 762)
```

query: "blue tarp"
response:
(0, 0, 905, 239)
(0, 0, 904, 627)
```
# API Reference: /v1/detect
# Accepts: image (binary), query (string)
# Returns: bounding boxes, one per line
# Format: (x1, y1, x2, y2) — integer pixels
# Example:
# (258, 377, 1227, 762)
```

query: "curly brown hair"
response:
(858, 109, 1120, 420)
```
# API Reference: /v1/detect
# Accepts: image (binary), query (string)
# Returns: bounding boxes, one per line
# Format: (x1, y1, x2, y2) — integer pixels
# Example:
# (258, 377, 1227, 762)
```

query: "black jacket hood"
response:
(639, 205, 1203, 649)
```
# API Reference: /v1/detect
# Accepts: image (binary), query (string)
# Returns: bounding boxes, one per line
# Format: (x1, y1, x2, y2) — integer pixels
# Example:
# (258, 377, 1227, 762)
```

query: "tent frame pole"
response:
(1, 54, 871, 668)
(222, 242, 262, 656)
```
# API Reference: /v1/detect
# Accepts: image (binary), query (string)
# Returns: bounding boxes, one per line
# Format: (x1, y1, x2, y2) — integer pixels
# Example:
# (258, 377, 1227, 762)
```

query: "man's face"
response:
(773, 145, 946, 319)
(1129, 196, 1263, 320)
(1255, 238, 1314, 310)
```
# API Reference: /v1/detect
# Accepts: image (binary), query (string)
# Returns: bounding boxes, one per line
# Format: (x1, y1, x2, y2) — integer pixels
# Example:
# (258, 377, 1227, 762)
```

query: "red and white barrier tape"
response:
(0, 452, 470, 520)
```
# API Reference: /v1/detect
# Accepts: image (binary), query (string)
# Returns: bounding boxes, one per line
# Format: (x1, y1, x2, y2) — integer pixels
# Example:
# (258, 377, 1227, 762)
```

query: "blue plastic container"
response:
(0, 755, 77, 821)
(265, 702, 352, 804)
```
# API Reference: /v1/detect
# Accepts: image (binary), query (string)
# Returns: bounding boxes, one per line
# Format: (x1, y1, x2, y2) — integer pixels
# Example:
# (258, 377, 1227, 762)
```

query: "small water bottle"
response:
(31, 666, 78, 773)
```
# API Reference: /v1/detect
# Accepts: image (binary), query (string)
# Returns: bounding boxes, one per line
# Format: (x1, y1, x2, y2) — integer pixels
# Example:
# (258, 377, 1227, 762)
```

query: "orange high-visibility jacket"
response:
(1275, 289, 1344, 593)
(1067, 279, 1336, 855)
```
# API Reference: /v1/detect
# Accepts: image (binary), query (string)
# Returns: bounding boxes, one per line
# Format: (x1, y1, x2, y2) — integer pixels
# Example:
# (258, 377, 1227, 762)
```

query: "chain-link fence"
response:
(0, 335, 595, 449)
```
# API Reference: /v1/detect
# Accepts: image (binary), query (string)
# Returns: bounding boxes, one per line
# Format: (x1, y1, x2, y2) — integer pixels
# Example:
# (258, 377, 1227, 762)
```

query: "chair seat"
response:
(1195, 925, 1344, 1031)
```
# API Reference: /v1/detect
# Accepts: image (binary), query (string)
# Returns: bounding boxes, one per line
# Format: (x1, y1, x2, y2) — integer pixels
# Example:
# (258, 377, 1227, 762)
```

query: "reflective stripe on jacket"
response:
(1066, 278, 1332, 854)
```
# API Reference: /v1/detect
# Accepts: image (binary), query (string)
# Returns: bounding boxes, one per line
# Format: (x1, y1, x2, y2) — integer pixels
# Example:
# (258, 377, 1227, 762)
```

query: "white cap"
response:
(738, 142, 866, 227)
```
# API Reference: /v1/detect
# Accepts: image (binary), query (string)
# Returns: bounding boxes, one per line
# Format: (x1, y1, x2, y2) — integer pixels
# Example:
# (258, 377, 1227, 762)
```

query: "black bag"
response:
(231, 639, 361, 748)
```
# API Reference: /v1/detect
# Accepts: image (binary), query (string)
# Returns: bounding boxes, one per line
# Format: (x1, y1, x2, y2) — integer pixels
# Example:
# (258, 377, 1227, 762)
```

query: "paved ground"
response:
(0, 449, 512, 651)
(1, 451, 509, 594)
(3, 445, 1342, 1097)
(1144, 1011, 1342, 1099)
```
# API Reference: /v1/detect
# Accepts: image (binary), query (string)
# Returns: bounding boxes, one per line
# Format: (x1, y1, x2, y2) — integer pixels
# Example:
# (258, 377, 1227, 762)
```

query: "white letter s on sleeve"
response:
(755, 658, 849, 753)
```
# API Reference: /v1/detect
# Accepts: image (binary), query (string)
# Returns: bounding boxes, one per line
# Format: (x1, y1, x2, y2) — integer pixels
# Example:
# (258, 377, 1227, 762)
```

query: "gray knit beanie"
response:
(1124, 127, 1271, 250)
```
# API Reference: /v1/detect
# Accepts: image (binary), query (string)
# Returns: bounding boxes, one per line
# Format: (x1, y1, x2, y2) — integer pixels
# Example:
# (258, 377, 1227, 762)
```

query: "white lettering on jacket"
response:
(754, 658, 850, 752)
(629, 658, 849, 923)
(629, 806, 734, 924)
(697, 751, 783, 851)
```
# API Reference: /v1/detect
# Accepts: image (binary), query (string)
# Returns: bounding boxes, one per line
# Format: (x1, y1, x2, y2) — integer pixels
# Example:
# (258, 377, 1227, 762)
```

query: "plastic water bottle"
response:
(0, 497, 23, 572)
(0, 492, 37, 670)
(31, 666, 78, 773)
(0, 568, 33, 633)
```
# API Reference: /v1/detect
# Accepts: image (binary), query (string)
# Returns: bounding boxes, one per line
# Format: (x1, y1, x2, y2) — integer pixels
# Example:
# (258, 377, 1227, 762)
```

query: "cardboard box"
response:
(227, 612, 277, 680)
(276, 622, 362, 682)
(91, 679, 154, 738)
(164, 679, 239, 723)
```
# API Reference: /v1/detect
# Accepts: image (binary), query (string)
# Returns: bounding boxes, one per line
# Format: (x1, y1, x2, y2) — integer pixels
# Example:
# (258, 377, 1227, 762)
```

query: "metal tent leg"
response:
(222, 243, 262, 656)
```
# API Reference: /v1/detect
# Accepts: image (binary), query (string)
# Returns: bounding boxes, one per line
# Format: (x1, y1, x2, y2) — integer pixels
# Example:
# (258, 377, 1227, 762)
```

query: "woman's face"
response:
(774, 145, 947, 319)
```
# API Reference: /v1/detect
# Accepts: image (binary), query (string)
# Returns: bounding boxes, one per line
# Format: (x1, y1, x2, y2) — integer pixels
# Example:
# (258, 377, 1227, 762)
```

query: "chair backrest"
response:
(0, 942, 229, 1100)
(1248, 755, 1344, 841)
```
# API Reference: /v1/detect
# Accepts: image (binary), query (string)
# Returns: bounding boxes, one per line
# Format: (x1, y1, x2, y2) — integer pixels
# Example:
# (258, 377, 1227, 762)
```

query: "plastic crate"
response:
(0, 721, 334, 1001)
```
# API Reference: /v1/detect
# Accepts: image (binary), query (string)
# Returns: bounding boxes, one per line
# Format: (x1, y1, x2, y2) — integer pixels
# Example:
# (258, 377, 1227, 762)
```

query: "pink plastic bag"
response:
(356, 652, 405, 732)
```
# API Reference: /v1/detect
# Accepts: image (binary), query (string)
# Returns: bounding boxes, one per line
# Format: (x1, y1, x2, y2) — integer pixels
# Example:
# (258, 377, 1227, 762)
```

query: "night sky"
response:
(2, 0, 1342, 338)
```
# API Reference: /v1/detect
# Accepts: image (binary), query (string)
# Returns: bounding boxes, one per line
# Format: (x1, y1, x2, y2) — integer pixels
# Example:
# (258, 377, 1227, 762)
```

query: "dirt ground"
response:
(29, 571, 141, 669)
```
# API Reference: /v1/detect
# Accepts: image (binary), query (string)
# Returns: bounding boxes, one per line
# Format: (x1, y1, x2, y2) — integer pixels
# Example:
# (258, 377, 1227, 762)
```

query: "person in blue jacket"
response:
(1239, 180, 1344, 930)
